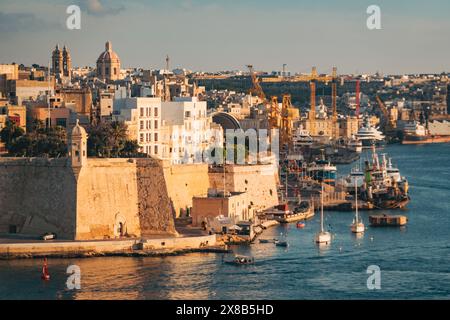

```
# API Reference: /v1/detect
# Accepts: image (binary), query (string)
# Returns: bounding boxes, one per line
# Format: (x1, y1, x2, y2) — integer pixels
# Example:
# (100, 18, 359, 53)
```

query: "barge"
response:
(369, 214, 408, 227)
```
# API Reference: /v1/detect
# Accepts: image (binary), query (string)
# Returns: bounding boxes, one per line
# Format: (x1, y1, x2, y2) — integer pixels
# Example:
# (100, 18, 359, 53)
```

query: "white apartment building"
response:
(161, 97, 223, 164)
(113, 97, 162, 157)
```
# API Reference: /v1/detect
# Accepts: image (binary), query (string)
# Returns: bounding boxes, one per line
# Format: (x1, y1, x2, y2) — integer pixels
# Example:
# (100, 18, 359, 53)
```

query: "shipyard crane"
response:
(375, 95, 397, 133)
(281, 94, 294, 148)
(304, 67, 339, 138)
(247, 65, 266, 101)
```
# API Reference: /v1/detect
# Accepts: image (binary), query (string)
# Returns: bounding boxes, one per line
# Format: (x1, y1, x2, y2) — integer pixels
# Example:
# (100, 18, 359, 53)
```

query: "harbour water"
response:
(1, 144, 450, 300)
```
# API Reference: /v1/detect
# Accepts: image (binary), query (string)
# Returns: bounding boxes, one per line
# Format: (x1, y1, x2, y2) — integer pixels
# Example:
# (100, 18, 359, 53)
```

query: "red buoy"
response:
(41, 258, 50, 281)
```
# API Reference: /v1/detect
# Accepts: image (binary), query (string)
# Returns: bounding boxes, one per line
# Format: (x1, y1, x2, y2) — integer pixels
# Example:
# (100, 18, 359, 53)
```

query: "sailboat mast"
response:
(320, 183, 324, 232)
(355, 180, 359, 223)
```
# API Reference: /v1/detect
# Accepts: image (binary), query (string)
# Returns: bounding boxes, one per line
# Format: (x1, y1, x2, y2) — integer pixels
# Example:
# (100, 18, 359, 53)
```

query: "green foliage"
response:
(0, 119, 67, 157)
(0, 120, 25, 149)
(87, 121, 143, 158)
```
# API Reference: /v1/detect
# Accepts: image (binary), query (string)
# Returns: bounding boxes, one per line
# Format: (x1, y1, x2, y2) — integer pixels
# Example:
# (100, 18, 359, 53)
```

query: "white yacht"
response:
(347, 136, 363, 153)
(356, 117, 385, 147)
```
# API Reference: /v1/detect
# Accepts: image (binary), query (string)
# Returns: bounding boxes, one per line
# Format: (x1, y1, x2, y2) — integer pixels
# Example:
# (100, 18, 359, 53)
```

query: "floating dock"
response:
(369, 215, 408, 227)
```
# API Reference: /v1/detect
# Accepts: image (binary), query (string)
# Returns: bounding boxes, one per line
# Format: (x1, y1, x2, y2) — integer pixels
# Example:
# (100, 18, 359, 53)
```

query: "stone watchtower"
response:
(68, 119, 88, 178)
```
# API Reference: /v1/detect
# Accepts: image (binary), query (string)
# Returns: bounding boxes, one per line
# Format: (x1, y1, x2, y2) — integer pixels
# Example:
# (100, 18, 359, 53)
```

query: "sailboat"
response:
(315, 183, 332, 244)
(350, 180, 365, 234)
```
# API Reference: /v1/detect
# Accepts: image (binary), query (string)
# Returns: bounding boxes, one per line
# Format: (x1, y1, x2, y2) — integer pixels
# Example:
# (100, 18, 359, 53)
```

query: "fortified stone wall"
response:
(76, 159, 141, 240)
(162, 162, 210, 217)
(136, 159, 176, 236)
(209, 164, 279, 211)
(0, 158, 77, 239)
(0, 158, 176, 240)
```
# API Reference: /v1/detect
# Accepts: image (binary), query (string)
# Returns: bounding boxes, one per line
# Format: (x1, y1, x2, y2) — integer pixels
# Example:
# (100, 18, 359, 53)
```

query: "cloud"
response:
(78, 0, 125, 16)
(0, 11, 51, 33)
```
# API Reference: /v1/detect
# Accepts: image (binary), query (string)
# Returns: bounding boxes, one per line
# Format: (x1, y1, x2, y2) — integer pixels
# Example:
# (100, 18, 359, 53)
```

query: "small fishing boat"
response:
(259, 238, 277, 244)
(296, 222, 306, 229)
(223, 255, 255, 265)
(315, 183, 332, 245)
(275, 240, 289, 247)
(350, 180, 365, 234)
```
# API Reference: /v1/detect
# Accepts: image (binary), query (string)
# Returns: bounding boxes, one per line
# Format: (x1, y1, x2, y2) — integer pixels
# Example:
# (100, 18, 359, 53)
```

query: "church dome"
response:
(97, 41, 121, 64)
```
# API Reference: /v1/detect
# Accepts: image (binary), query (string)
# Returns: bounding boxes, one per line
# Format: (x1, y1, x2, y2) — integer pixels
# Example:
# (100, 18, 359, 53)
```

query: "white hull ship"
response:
(356, 117, 385, 147)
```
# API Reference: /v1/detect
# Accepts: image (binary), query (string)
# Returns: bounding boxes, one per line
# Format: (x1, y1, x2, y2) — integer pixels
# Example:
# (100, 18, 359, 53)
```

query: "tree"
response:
(0, 120, 24, 150)
(1, 119, 67, 157)
(87, 121, 143, 158)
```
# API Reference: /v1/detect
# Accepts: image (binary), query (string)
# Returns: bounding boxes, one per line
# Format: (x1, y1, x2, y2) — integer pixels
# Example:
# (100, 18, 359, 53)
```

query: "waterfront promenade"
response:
(0, 233, 224, 260)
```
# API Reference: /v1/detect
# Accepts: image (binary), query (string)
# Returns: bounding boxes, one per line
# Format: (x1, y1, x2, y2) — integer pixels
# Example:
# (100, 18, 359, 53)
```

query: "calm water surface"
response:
(1, 144, 450, 299)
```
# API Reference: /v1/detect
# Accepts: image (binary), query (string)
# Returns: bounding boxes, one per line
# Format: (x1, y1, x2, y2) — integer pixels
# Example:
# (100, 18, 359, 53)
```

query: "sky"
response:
(0, 0, 449, 75)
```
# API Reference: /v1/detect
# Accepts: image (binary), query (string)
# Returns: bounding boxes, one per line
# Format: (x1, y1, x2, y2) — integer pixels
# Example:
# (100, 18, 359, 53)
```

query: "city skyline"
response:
(1, 0, 450, 74)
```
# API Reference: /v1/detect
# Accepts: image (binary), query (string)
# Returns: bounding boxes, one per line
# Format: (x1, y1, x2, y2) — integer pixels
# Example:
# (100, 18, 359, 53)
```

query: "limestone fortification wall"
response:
(209, 164, 279, 211)
(76, 159, 141, 240)
(136, 159, 176, 236)
(0, 158, 176, 240)
(0, 158, 77, 239)
(0, 157, 278, 240)
(162, 162, 210, 217)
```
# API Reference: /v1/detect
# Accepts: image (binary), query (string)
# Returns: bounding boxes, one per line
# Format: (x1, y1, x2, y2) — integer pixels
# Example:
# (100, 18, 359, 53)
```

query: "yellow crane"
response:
(247, 65, 266, 101)
(303, 67, 338, 137)
(375, 95, 397, 133)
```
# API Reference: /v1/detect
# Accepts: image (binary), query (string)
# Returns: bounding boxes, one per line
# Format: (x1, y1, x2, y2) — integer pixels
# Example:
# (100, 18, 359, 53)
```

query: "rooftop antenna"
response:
(166, 54, 170, 72)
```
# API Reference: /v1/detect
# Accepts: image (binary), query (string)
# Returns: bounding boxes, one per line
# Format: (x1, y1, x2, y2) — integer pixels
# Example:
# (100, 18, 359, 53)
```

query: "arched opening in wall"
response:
(114, 213, 127, 238)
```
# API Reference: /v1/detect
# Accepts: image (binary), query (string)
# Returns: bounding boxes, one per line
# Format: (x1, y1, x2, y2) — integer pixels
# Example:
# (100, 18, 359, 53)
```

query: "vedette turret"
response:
(69, 119, 88, 177)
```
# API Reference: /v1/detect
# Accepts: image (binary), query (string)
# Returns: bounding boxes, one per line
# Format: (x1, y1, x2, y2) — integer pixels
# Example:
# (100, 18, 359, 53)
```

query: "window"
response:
(140, 133, 144, 143)
(154, 120, 158, 129)
(140, 121, 144, 130)
(146, 107, 149, 117)
(140, 108, 144, 117)
(154, 133, 158, 142)
(154, 145, 158, 155)
(114, 68, 117, 75)
(154, 107, 158, 117)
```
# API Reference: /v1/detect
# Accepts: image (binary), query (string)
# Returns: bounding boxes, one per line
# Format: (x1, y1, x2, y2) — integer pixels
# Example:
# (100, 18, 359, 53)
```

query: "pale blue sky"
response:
(1, 0, 449, 74)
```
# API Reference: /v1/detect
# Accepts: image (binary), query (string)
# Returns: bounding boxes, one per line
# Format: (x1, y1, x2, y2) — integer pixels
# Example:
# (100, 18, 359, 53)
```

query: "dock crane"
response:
(375, 95, 397, 134)
(303, 67, 339, 137)
(247, 65, 266, 102)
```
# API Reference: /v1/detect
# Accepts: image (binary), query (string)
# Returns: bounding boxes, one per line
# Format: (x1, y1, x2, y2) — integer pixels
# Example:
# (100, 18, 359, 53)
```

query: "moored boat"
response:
(356, 117, 385, 147)
(315, 183, 332, 245)
(223, 255, 255, 265)
(266, 202, 314, 224)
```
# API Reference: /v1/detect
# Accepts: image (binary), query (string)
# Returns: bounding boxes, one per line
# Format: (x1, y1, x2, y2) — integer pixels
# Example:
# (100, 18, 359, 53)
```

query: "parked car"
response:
(42, 232, 57, 241)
